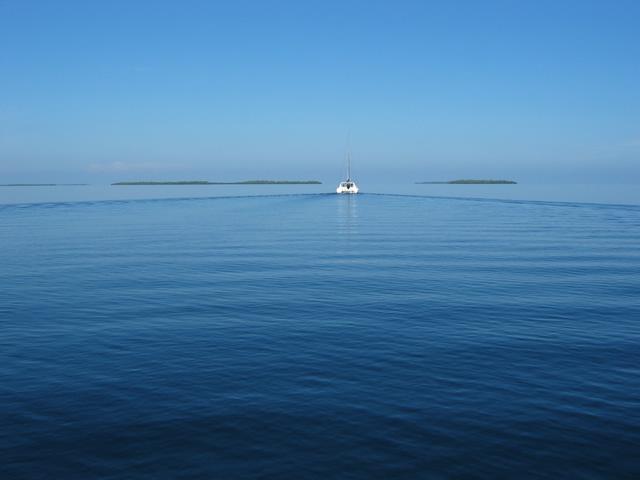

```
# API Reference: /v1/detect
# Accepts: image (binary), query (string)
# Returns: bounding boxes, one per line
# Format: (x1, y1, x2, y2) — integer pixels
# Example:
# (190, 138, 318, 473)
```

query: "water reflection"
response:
(336, 194, 358, 236)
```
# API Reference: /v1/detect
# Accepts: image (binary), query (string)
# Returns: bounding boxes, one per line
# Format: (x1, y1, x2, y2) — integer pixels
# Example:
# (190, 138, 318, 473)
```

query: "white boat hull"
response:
(336, 182, 359, 194)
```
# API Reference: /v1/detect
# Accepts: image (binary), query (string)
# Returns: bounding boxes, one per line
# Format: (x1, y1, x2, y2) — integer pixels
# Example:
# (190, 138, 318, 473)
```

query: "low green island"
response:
(416, 179, 517, 185)
(111, 180, 322, 186)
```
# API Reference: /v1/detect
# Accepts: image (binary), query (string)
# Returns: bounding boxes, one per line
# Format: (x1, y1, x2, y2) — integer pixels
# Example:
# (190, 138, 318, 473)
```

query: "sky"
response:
(1, 0, 639, 184)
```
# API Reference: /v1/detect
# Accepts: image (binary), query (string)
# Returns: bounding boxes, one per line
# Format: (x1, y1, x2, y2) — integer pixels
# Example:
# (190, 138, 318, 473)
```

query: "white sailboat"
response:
(336, 150, 359, 194)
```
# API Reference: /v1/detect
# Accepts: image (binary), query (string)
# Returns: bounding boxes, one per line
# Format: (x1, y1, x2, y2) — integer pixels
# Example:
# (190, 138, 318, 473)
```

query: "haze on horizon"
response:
(1, 0, 639, 184)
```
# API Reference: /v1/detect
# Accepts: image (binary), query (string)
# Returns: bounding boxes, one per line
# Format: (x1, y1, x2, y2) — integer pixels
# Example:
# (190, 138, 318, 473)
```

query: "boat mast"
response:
(346, 132, 352, 181)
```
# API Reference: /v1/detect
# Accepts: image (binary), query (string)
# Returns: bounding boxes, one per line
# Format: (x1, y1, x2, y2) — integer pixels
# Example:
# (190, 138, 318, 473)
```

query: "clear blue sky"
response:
(1, 0, 639, 183)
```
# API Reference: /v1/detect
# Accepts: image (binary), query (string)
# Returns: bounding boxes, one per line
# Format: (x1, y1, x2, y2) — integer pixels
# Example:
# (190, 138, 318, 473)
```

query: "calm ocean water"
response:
(1, 192, 639, 479)
(1, 182, 639, 205)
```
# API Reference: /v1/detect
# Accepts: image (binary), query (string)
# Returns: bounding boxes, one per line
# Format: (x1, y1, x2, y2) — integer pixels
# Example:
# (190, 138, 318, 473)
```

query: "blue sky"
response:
(1, 0, 639, 183)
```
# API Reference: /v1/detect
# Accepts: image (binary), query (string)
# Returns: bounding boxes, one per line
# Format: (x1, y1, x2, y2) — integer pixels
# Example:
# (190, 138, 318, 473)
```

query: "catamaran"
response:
(336, 150, 359, 194)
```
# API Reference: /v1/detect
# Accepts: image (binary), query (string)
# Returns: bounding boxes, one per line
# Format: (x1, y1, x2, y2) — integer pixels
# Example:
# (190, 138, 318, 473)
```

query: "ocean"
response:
(1, 189, 639, 479)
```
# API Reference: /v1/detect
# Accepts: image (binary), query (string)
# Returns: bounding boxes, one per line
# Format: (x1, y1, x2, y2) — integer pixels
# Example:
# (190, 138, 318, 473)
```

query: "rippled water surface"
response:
(1, 194, 639, 479)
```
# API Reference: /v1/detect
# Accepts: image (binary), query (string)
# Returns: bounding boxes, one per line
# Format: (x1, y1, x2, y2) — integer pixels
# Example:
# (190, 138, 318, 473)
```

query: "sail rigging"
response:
(336, 136, 359, 194)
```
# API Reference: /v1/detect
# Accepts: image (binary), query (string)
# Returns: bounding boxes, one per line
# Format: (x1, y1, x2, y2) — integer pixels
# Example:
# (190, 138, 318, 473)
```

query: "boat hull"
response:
(336, 182, 359, 194)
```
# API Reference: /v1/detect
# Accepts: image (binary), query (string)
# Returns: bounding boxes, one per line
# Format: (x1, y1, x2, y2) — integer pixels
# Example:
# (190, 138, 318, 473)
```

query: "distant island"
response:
(416, 179, 517, 185)
(111, 180, 322, 186)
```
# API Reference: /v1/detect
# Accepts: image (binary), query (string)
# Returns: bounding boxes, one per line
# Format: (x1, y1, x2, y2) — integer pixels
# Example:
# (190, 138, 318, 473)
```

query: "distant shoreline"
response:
(111, 180, 322, 185)
(416, 179, 517, 185)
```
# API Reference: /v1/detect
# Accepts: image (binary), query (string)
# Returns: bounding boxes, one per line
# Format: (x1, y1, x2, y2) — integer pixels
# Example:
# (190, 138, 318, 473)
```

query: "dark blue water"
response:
(2, 194, 639, 479)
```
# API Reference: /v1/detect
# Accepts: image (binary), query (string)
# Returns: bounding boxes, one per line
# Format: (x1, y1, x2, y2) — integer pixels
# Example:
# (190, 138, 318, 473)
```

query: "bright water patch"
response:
(1, 194, 639, 478)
